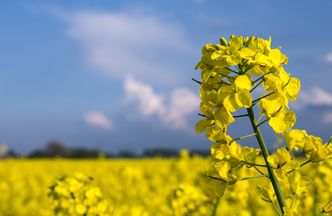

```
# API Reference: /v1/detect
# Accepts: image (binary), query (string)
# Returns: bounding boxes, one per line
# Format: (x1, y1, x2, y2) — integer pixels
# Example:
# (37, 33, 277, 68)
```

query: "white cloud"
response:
(52, 9, 200, 131)
(63, 10, 194, 84)
(165, 88, 201, 129)
(84, 112, 113, 131)
(323, 111, 332, 124)
(124, 77, 166, 117)
(293, 87, 332, 125)
(322, 53, 332, 63)
(299, 87, 332, 106)
(124, 77, 200, 131)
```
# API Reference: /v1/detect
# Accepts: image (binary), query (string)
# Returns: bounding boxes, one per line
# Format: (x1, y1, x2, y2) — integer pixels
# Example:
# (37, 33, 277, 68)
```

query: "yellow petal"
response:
(239, 47, 255, 59)
(211, 143, 225, 160)
(215, 161, 231, 180)
(269, 109, 296, 133)
(214, 107, 235, 127)
(235, 90, 252, 108)
(211, 50, 224, 60)
(279, 68, 290, 84)
(255, 53, 272, 66)
(229, 35, 243, 51)
(223, 94, 240, 112)
(206, 126, 227, 142)
(195, 119, 212, 133)
(285, 78, 301, 101)
(234, 75, 252, 90)
(284, 129, 307, 150)
(242, 147, 260, 164)
(225, 55, 242, 66)
(276, 148, 291, 165)
(218, 85, 233, 102)
(263, 74, 283, 91)
(269, 48, 282, 66)
(249, 65, 266, 76)
(260, 93, 286, 117)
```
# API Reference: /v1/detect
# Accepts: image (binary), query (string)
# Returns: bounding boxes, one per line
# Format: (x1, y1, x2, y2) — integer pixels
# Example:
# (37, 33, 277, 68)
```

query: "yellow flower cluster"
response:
(256, 130, 332, 215)
(285, 129, 332, 162)
(195, 35, 300, 139)
(211, 142, 260, 181)
(195, 35, 332, 215)
(48, 172, 110, 216)
(168, 183, 210, 216)
(195, 35, 302, 182)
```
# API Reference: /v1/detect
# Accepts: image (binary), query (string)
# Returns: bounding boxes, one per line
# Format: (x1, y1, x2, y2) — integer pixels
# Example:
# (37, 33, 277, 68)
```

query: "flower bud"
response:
(219, 37, 228, 46)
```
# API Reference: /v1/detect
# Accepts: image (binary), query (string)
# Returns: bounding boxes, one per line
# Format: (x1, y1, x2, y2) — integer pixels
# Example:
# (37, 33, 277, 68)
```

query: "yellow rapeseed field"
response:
(0, 154, 331, 215)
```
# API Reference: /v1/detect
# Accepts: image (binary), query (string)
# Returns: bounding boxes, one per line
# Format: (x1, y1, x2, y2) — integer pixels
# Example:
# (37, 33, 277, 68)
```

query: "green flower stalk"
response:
(247, 107, 286, 213)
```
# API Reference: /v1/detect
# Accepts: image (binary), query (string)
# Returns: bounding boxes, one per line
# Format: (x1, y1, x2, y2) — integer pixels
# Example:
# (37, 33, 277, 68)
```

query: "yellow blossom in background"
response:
(0, 158, 331, 215)
(48, 172, 111, 216)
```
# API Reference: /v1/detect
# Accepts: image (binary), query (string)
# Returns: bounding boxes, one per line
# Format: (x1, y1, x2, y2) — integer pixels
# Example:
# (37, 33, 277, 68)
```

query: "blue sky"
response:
(0, 0, 332, 154)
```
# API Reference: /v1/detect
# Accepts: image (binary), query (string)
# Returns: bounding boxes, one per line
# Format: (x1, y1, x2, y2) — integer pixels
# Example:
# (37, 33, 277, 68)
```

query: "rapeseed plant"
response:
(195, 35, 332, 215)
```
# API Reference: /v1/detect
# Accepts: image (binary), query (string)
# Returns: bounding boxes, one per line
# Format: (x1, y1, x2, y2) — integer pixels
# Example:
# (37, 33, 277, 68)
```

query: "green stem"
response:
(192, 77, 202, 84)
(241, 161, 267, 167)
(253, 165, 268, 177)
(252, 92, 274, 104)
(312, 186, 318, 216)
(247, 107, 286, 214)
(300, 160, 311, 167)
(257, 114, 265, 124)
(256, 118, 269, 128)
(225, 67, 240, 75)
(211, 196, 221, 216)
(198, 113, 206, 117)
(207, 174, 266, 183)
(232, 133, 257, 142)
(218, 80, 231, 86)
(271, 201, 282, 216)
(240, 175, 268, 181)
(220, 73, 235, 80)
(252, 74, 265, 84)
(286, 160, 311, 174)
(250, 79, 264, 93)
(252, 72, 272, 84)
(243, 64, 255, 74)
(233, 114, 249, 118)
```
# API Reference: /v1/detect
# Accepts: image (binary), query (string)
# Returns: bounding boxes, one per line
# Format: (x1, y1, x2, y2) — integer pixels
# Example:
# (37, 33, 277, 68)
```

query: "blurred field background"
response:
(0, 155, 331, 216)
